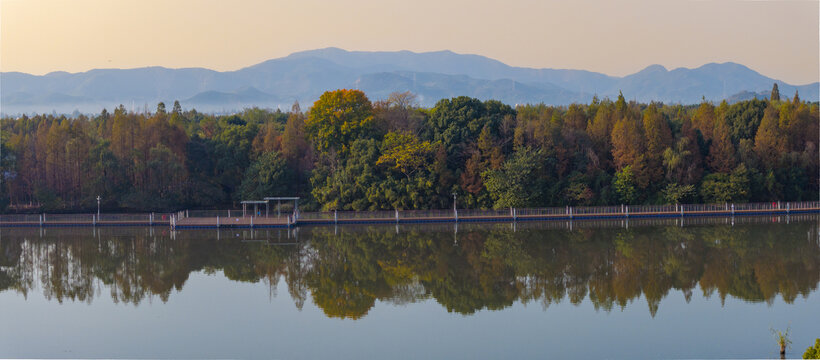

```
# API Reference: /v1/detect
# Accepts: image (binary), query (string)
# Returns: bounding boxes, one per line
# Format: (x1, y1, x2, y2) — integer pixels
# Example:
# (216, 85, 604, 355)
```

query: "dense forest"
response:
(0, 84, 817, 212)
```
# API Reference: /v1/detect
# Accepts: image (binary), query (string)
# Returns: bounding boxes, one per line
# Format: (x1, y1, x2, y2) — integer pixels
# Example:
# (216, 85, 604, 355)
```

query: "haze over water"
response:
(1, 216, 818, 358)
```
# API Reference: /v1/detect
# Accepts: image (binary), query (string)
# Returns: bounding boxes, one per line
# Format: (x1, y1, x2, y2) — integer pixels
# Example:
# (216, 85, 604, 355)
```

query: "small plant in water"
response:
(771, 326, 792, 355)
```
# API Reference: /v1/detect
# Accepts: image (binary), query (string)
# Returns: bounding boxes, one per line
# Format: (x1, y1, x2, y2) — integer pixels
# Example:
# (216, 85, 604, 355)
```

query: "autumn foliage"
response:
(0, 88, 816, 212)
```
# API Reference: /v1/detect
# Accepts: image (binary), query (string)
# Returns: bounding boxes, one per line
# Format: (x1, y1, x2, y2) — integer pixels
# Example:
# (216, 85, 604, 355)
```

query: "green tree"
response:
(482, 147, 544, 208)
(664, 138, 692, 183)
(662, 183, 695, 204)
(310, 138, 382, 211)
(426, 96, 513, 170)
(563, 180, 595, 206)
(213, 117, 259, 199)
(238, 151, 294, 200)
(699, 164, 749, 203)
(770, 83, 780, 102)
(725, 99, 766, 144)
(613, 166, 637, 204)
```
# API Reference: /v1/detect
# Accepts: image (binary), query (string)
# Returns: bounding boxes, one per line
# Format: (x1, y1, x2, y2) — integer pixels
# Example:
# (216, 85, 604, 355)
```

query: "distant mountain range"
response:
(1, 47, 817, 115)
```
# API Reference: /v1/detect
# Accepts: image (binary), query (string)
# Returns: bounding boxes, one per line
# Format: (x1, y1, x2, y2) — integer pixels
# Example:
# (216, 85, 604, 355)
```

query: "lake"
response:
(1, 215, 818, 359)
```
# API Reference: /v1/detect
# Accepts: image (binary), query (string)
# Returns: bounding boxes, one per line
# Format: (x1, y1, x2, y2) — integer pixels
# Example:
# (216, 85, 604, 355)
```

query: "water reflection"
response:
(1, 215, 818, 319)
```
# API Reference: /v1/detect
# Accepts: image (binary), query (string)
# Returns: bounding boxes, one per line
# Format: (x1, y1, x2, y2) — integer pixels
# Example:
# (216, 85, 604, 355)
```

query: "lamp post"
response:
(452, 193, 457, 211)
(96, 196, 101, 218)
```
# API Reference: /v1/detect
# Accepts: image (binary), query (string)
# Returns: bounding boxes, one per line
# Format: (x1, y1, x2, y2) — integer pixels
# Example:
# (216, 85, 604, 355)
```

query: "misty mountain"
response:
(355, 71, 588, 106)
(1, 47, 817, 115)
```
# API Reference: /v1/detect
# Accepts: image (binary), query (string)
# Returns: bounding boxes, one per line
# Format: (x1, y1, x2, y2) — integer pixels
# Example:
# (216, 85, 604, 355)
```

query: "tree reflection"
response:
(0, 219, 817, 318)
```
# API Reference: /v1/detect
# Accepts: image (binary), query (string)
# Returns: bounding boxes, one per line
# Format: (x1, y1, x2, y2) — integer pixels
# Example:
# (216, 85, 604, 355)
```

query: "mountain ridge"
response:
(2, 47, 817, 115)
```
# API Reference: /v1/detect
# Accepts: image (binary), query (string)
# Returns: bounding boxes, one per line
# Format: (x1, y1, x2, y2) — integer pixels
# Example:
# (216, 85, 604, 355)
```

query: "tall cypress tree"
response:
(770, 83, 780, 102)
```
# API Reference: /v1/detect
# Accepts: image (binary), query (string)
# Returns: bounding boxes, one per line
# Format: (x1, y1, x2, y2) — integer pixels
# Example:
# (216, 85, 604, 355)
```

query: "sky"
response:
(1, 0, 818, 84)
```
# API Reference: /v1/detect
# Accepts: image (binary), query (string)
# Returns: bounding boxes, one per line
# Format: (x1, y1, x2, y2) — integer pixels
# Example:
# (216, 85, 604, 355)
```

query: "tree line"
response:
(0, 85, 817, 212)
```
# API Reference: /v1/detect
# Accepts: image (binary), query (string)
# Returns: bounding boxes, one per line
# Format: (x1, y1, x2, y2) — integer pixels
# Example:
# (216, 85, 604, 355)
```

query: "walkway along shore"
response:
(1, 201, 818, 229)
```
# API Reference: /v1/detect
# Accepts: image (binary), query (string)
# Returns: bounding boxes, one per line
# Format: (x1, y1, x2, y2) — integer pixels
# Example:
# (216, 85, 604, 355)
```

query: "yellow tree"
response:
(642, 104, 672, 182)
(785, 100, 816, 152)
(110, 105, 139, 182)
(306, 89, 374, 154)
(692, 101, 716, 141)
(564, 103, 587, 132)
(252, 122, 281, 156)
(377, 131, 435, 180)
(281, 110, 311, 173)
(754, 105, 787, 167)
(611, 117, 649, 188)
(587, 101, 615, 170)
(707, 119, 736, 174)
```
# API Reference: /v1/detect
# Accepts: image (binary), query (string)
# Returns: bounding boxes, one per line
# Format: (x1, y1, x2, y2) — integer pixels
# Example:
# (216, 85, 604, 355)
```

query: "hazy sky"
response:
(2, 0, 818, 84)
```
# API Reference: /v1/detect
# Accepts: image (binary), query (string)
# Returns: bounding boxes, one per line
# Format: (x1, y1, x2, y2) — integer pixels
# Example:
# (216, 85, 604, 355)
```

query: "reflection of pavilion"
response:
(232, 228, 300, 245)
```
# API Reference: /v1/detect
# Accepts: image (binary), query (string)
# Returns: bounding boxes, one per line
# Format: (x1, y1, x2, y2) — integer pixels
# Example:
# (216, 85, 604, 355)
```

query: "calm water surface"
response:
(1, 216, 818, 359)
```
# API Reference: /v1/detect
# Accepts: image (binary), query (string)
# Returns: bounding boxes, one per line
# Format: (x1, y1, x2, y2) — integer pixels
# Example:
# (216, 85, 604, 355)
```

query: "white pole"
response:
(217, 215, 220, 228)
(453, 193, 457, 222)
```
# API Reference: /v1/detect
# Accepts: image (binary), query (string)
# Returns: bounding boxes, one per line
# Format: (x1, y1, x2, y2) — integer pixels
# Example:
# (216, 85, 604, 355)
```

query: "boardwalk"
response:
(0, 213, 170, 227)
(2, 201, 818, 229)
(173, 201, 820, 229)
(175, 215, 289, 228)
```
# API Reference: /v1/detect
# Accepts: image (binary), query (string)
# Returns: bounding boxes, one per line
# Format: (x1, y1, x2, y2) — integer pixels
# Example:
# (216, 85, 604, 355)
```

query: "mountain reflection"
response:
(1, 216, 818, 319)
